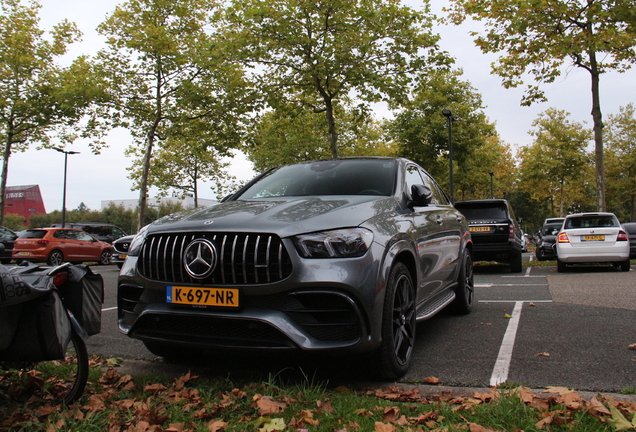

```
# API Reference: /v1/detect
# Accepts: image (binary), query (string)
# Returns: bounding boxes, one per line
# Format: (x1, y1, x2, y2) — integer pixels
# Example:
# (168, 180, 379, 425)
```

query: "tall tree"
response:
(604, 104, 636, 221)
(246, 100, 392, 172)
(0, 0, 97, 225)
(445, 0, 636, 212)
(389, 68, 500, 199)
(222, 0, 451, 158)
(517, 108, 593, 216)
(97, 0, 251, 230)
(127, 134, 232, 208)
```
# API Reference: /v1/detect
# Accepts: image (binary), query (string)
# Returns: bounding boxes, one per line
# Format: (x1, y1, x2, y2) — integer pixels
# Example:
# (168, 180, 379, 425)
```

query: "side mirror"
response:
(409, 184, 432, 208)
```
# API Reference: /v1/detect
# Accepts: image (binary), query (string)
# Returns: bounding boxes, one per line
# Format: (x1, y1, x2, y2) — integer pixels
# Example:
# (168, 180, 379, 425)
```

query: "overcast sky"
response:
(6, 0, 635, 213)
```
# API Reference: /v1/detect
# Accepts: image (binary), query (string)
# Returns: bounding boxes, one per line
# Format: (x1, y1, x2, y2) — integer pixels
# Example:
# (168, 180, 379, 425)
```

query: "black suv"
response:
(454, 199, 523, 272)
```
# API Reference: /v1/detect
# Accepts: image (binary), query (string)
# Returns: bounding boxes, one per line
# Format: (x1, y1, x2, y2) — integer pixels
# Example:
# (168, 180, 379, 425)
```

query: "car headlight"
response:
(293, 228, 373, 258)
(127, 225, 150, 257)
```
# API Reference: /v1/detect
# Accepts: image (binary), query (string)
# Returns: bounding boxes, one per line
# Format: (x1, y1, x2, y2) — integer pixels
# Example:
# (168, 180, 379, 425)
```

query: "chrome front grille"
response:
(138, 232, 293, 285)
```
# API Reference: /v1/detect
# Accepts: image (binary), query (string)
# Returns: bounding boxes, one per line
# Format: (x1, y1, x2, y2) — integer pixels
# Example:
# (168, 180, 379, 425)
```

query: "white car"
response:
(555, 212, 630, 272)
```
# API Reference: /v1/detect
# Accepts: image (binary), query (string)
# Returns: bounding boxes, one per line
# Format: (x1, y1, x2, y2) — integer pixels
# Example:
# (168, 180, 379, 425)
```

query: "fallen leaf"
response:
(257, 418, 285, 432)
(628, 344, 636, 351)
(316, 399, 334, 414)
(607, 404, 636, 431)
(255, 396, 287, 416)
(382, 407, 400, 422)
(529, 302, 536, 307)
(208, 419, 228, 432)
(536, 352, 550, 357)
(374, 422, 396, 432)
(504, 314, 513, 319)
(424, 376, 440, 385)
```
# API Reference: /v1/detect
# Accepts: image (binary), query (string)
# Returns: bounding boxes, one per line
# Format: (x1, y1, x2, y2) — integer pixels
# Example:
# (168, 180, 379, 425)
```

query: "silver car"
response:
(117, 157, 474, 378)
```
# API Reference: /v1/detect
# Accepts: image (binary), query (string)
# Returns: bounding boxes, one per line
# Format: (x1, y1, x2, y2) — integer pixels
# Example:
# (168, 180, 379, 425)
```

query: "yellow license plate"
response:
(119, 254, 127, 259)
(17, 251, 31, 256)
(470, 226, 490, 232)
(582, 235, 605, 241)
(167, 286, 239, 307)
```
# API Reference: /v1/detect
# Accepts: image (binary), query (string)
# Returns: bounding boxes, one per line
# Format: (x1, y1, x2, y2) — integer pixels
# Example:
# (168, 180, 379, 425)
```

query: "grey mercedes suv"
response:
(118, 157, 474, 378)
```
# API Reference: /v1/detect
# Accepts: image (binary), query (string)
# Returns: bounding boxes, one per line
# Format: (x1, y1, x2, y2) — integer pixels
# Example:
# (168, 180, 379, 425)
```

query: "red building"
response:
(4, 185, 46, 225)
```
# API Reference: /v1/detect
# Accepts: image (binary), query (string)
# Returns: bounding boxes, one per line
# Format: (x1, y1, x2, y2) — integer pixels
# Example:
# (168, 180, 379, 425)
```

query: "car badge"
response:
(183, 239, 217, 279)
(204, 220, 214, 225)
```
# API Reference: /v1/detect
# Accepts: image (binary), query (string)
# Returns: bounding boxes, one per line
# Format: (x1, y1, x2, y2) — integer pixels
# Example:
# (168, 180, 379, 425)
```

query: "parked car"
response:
(555, 213, 630, 272)
(12, 228, 113, 266)
(622, 222, 636, 259)
(50, 222, 127, 244)
(112, 234, 135, 269)
(534, 223, 562, 261)
(454, 199, 523, 272)
(0, 226, 18, 264)
(117, 157, 474, 379)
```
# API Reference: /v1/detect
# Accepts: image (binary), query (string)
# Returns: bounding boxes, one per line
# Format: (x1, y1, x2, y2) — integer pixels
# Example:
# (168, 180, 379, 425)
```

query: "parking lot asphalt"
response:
(90, 259, 636, 394)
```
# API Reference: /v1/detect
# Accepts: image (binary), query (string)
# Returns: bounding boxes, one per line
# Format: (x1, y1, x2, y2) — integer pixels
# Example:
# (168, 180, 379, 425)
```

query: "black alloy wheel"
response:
(450, 250, 474, 315)
(375, 262, 416, 379)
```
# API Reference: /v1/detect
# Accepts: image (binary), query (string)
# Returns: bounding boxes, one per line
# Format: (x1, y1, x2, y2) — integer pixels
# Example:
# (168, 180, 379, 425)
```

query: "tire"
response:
(47, 250, 64, 266)
(99, 249, 112, 265)
(620, 259, 631, 272)
(535, 249, 544, 261)
(450, 249, 474, 315)
(25, 330, 89, 405)
(0, 258, 11, 264)
(373, 262, 416, 380)
(557, 259, 567, 273)
(510, 251, 523, 273)
(116, 263, 123, 269)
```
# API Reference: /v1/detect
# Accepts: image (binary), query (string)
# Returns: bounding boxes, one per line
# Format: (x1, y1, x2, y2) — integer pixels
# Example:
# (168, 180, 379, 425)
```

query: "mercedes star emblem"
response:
(183, 238, 217, 279)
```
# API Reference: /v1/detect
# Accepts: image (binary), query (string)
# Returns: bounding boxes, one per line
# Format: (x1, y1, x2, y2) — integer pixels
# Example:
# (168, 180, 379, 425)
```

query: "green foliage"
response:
(605, 104, 636, 222)
(246, 100, 393, 172)
(444, 0, 636, 105)
(96, 0, 252, 230)
(222, 0, 451, 158)
(389, 68, 509, 199)
(517, 108, 594, 217)
(2, 213, 26, 231)
(0, 0, 100, 225)
(445, 0, 636, 212)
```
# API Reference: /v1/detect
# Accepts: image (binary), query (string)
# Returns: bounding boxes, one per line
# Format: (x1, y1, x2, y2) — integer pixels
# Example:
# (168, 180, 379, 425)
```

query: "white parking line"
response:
(490, 301, 524, 386)
(102, 306, 117, 311)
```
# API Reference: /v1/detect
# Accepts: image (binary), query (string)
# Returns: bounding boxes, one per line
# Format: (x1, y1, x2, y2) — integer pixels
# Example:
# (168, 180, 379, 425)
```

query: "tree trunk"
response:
(324, 97, 338, 158)
(137, 131, 155, 231)
(0, 134, 12, 227)
(137, 62, 163, 231)
(588, 49, 606, 212)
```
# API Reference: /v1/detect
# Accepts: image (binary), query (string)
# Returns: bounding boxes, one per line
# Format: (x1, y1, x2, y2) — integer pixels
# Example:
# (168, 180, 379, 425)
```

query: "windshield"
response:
(237, 159, 397, 199)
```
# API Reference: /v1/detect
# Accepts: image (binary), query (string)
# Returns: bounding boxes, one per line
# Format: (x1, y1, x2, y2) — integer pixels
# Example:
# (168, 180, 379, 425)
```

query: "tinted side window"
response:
(419, 170, 448, 205)
(404, 165, 425, 201)
(22, 230, 47, 239)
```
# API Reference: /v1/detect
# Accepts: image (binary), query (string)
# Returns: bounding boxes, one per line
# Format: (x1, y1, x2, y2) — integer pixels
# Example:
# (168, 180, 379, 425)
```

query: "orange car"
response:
(12, 228, 112, 266)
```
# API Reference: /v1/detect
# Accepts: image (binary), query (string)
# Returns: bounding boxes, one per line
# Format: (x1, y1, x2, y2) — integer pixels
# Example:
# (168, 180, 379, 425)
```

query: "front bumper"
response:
(117, 241, 386, 354)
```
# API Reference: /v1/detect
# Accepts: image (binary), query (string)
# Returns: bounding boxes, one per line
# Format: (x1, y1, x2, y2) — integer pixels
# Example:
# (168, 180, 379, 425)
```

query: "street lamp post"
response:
(52, 147, 80, 228)
(488, 171, 494, 198)
(442, 109, 455, 203)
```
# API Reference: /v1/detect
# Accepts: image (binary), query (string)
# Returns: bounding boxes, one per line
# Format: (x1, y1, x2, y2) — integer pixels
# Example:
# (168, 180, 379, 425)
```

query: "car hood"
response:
(146, 196, 399, 238)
